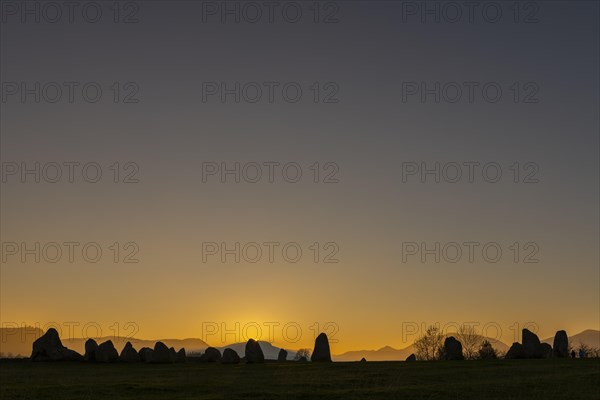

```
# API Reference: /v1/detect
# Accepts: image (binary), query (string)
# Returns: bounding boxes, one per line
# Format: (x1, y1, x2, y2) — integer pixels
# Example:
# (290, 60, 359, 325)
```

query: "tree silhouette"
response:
(294, 348, 311, 361)
(478, 340, 498, 360)
(414, 326, 443, 361)
(457, 325, 483, 360)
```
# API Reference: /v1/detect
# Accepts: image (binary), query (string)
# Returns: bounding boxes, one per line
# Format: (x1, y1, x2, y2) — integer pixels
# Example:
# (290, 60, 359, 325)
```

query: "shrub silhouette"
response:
(294, 348, 311, 361)
(478, 340, 498, 360)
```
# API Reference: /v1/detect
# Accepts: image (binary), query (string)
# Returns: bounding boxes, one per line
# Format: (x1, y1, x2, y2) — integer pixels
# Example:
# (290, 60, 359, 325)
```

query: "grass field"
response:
(1, 359, 599, 399)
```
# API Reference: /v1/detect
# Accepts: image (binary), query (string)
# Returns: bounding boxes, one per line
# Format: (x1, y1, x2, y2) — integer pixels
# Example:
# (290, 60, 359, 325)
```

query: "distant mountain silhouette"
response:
(334, 345, 412, 362)
(542, 329, 600, 349)
(334, 335, 511, 361)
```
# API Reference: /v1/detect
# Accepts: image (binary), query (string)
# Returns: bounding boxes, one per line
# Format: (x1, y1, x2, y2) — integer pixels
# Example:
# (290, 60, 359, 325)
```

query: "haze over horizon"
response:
(1, 1, 599, 355)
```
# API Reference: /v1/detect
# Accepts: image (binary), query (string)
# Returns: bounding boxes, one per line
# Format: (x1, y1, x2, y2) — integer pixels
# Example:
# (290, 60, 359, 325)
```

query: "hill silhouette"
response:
(542, 329, 600, 349)
(333, 334, 510, 361)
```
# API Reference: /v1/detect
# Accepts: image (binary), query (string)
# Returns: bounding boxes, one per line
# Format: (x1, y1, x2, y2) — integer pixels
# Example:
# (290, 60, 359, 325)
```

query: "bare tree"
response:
(294, 348, 311, 360)
(587, 347, 600, 358)
(575, 342, 591, 358)
(457, 325, 483, 360)
(414, 325, 444, 361)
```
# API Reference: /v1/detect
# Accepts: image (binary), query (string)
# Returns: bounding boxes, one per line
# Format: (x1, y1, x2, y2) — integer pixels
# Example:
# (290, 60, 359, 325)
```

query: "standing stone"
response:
(539, 343, 552, 359)
(245, 339, 265, 363)
(200, 347, 222, 362)
(139, 347, 154, 363)
(96, 340, 119, 363)
(151, 341, 174, 363)
(553, 330, 569, 358)
(311, 333, 332, 362)
(360, 357, 367, 362)
(505, 342, 525, 359)
(31, 328, 62, 361)
(277, 349, 288, 362)
(443, 336, 464, 360)
(59, 349, 82, 361)
(84, 339, 98, 362)
(30, 328, 83, 362)
(222, 348, 241, 364)
(119, 342, 139, 362)
(405, 354, 417, 362)
(176, 348, 186, 362)
(297, 356, 307, 362)
(522, 329, 542, 358)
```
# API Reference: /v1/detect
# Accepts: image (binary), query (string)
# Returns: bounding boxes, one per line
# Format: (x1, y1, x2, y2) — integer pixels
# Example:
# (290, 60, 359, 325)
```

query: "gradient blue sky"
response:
(1, 1, 598, 351)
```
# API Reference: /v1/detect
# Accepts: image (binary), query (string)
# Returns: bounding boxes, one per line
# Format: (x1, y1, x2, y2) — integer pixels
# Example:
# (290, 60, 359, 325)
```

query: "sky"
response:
(1, 1, 599, 353)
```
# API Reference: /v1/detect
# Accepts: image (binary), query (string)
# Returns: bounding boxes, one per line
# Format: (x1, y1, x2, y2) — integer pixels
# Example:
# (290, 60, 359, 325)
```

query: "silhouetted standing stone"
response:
(222, 348, 241, 364)
(405, 354, 417, 362)
(59, 349, 83, 361)
(169, 347, 178, 362)
(360, 357, 367, 362)
(31, 328, 61, 361)
(311, 333, 332, 362)
(151, 342, 174, 363)
(443, 336, 464, 360)
(200, 347, 222, 362)
(84, 339, 98, 362)
(539, 343, 552, 359)
(139, 347, 154, 363)
(297, 356, 307, 362)
(119, 342, 139, 362)
(31, 328, 83, 362)
(96, 340, 118, 363)
(278, 349, 288, 362)
(553, 330, 569, 358)
(505, 343, 525, 359)
(245, 339, 265, 363)
(522, 329, 542, 358)
(176, 348, 186, 362)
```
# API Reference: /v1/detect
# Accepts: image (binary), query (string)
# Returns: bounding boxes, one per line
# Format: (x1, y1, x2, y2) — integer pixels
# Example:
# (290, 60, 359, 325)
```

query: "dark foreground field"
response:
(1, 359, 599, 400)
